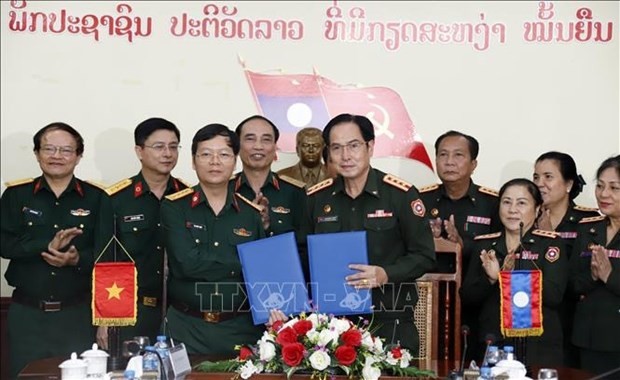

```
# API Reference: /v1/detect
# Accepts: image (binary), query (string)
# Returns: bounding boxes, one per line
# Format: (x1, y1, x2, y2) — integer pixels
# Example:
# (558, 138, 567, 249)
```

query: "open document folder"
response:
(308, 231, 372, 316)
(237, 232, 311, 324)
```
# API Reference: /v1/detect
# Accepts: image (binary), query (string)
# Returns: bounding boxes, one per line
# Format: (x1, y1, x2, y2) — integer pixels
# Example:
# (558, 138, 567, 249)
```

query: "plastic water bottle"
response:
(154, 335, 172, 379)
(485, 345, 501, 367)
(142, 346, 160, 379)
(478, 366, 493, 380)
(123, 369, 136, 380)
(502, 345, 515, 361)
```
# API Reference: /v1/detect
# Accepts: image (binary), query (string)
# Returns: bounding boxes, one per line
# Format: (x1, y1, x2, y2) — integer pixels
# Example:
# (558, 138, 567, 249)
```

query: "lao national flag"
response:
(499, 270, 543, 337)
(319, 82, 433, 169)
(92, 262, 137, 326)
(245, 70, 331, 152)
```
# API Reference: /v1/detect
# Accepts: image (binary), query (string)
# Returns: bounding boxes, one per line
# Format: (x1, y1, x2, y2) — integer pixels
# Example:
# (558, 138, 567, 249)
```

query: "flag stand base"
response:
(107, 355, 127, 371)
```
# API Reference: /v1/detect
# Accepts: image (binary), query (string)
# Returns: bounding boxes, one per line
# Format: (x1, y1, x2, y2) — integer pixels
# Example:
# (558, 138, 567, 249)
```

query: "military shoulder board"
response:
(235, 193, 263, 213)
(579, 215, 606, 224)
(532, 229, 558, 239)
(307, 178, 334, 196)
(165, 187, 194, 201)
(419, 183, 440, 193)
(85, 180, 108, 192)
(278, 174, 306, 189)
(105, 178, 132, 196)
(478, 186, 499, 197)
(474, 232, 502, 240)
(383, 174, 411, 192)
(574, 204, 599, 212)
(4, 177, 34, 188)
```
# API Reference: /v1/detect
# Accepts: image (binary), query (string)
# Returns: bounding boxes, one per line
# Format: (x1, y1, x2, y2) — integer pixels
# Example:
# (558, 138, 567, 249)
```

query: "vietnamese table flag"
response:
(499, 270, 543, 337)
(92, 262, 137, 326)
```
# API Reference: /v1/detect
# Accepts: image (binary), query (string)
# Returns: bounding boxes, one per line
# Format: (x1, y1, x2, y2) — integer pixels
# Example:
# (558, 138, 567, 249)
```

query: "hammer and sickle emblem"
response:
(366, 103, 394, 139)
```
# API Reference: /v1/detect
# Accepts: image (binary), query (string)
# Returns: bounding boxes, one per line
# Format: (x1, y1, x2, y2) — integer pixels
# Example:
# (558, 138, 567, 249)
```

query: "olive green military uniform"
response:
(570, 215, 620, 375)
(1, 176, 112, 378)
(300, 169, 436, 355)
(232, 171, 305, 237)
(553, 203, 600, 368)
(160, 183, 265, 355)
(104, 173, 188, 344)
(419, 181, 500, 274)
(460, 229, 568, 366)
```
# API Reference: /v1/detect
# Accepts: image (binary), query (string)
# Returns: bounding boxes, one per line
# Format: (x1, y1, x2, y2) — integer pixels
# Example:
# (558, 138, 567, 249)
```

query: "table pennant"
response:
(92, 262, 137, 326)
(499, 270, 543, 337)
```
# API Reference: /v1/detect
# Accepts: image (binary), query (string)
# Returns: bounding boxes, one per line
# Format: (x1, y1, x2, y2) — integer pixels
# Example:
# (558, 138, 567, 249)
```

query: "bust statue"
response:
(277, 127, 330, 187)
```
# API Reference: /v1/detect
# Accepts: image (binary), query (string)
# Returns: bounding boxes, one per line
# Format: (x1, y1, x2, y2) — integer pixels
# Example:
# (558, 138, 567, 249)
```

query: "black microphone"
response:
(459, 325, 470, 374)
(390, 319, 400, 346)
(481, 333, 496, 367)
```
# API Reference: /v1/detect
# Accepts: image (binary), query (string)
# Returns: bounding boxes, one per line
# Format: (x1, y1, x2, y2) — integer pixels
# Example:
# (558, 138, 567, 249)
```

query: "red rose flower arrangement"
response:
(196, 312, 434, 379)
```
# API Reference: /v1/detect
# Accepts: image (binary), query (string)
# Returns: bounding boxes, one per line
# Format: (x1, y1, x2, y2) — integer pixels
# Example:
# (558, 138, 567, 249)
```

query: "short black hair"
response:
(191, 123, 239, 155)
(535, 151, 584, 200)
(235, 115, 280, 142)
(434, 130, 479, 160)
(33, 122, 84, 155)
(499, 178, 543, 208)
(596, 155, 620, 179)
(134, 117, 180, 146)
(322, 113, 375, 147)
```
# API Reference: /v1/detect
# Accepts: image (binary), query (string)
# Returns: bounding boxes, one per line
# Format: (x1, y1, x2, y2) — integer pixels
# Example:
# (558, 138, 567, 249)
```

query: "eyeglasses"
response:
(329, 140, 367, 155)
(142, 143, 181, 153)
(195, 150, 235, 162)
(39, 145, 77, 157)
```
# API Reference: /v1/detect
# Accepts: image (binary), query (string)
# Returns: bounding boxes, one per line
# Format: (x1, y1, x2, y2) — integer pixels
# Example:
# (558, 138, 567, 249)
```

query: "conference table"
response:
(18, 356, 594, 379)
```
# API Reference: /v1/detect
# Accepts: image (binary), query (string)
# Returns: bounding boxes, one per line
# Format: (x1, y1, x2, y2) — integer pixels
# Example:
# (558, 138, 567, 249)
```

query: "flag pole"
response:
(107, 214, 124, 371)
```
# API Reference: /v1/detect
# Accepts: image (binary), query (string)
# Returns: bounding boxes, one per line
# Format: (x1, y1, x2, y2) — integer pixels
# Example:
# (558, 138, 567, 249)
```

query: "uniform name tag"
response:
(317, 216, 338, 223)
(517, 251, 539, 260)
(185, 222, 206, 230)
(22, 207, 43, 217)
(580, 249, 620, 258)
(367, 210, 393, 218)
(466, 215, 491, 225)
(123, 214, 145, 222)
(557, 231, 577, 239)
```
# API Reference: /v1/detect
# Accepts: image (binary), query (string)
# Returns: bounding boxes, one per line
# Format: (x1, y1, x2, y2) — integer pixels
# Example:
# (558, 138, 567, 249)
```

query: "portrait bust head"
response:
(296, 127, 324, 168)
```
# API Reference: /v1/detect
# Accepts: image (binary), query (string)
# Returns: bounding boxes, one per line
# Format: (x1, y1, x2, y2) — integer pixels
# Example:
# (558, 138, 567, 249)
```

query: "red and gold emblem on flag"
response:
(92, 262, 137, 326)
(499, 270, 543, 337)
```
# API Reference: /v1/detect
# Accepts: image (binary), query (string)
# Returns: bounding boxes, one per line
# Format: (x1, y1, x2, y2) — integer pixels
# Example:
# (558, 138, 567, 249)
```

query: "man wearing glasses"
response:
(1, 122, 112, 378)
(96, 118, 189, 349)
(300, 113, 436, 356)
(233, 115, 306, 237)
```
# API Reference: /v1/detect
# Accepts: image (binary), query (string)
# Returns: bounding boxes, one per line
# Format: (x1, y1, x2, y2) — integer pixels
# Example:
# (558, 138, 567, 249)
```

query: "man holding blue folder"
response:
(301, 113, 436, 356)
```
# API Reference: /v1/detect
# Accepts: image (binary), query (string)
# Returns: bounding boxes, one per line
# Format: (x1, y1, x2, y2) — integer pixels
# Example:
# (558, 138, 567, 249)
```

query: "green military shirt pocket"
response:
(185, 221, 208, 246)
(363, 215, 397, 232)
(314, 215, 341, 233)
(464, 215, 493, 239)
(22, 206, 46, 229)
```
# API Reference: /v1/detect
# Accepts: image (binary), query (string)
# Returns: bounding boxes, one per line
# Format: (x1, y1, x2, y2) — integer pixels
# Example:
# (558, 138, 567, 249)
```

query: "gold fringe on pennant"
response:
(93, 317, 137, 327)
(502, 327, 544, 337)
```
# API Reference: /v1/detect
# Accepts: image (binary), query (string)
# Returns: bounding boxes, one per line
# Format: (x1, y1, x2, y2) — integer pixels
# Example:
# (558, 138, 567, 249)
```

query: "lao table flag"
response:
(499, 270, 543, 337)
(92, 262, 137, 326)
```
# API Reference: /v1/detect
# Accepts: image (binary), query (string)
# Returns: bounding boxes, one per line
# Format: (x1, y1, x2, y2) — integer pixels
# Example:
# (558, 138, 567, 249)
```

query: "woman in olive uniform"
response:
(570, 155, 620, 375)
(461, 178, 567, 367)
(532, 151, 600, 367)
(161, 124, 266, 355)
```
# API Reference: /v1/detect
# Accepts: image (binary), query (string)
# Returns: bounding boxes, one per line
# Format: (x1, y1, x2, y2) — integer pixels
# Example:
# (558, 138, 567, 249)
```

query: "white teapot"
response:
(58, 352, 88, 380)
(81, 343, 109, 378)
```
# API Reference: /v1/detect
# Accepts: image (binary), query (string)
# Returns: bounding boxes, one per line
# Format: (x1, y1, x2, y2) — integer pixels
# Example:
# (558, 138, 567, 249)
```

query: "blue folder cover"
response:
(307, 231, 372, 316)
(237, 232, 311, 325)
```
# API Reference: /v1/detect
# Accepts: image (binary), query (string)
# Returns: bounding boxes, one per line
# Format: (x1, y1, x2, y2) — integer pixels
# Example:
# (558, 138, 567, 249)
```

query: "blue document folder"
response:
(237, 232, 311, 325)
(307, 231, 372, 316)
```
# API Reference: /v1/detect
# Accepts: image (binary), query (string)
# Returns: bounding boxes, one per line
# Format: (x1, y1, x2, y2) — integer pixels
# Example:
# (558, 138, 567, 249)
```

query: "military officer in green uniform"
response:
(461, 178, 568, 366)
(233, 115, 305, 237)
(532, 151, 600, 367)
(300, 113, 436, 356)
(96, 118, 188, 349)
(161, 123, 267, 355)
(570, 155, 620, 375)
(1, 122, 112, 378)
(419, 130, 500, 362)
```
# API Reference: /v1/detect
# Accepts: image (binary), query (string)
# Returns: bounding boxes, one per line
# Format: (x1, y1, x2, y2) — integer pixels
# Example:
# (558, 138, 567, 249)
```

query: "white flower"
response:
(308, 350, 331, 371)
(260, 331, 274, 343)
(362, 357, 381, 380)
(306, 313, 320, 328)
(399, 349, 412, 368)
(258, 341, 276, 362)
(239, 360, 261, 379)
(306, 328, 319, 343)
(385, 351, 398, 366)
(317, 328, 339, 347)
(372, 337, 384, 354)
(329, 317, 351, 334)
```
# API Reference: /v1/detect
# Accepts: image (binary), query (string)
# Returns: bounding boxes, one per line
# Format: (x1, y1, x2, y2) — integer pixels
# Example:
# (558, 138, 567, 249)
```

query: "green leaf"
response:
(194, 360, 239, 373)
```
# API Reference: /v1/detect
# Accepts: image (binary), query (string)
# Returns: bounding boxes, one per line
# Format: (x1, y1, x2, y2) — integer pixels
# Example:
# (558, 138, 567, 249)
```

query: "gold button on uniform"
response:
(53, 224, 59, 229)
(156, 246, 161, 250)
(79, 224, 84, 229)
(28, 222, 33, 226)
(214, 242, 219, 247)
(195, 239, 200, 244)
(133, 227, 138, 232)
